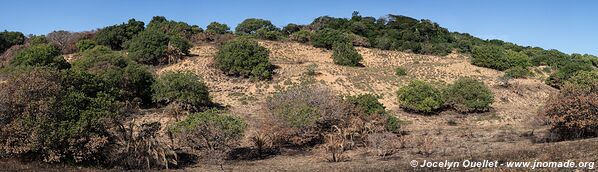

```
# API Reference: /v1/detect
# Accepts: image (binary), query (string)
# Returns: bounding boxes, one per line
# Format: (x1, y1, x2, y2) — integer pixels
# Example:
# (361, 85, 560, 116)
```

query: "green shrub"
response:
(146, 16, 202, 39)
(504, 66, 532, 78)
(289, 30, 311, 43)
(471, 45, 530, 71)
(443, 78, 494, 113)
(152, 71, 211, 109)
(76, 39, 96, 52)
(235, 18, 277, 35)
(346, 94, 386, 115)
(10, 44, 70, 69)
(546, 61, 594, 88)
(214, 38, 273, 80)
(255, 28, 283, 40)
(127, 31, 170, 65)
(27, 35, 49, 46)
(0, 67, 123, 164)
(94, 19, 145, 50)
(206, 22, 231, 34)
(72, 46, 154, 104)
(385, 116, 401, 133)
(166, 36, 192, 60)
(332, 42, 362, 66)
(397, 80, 444, 114)
(395, 67, 407, 76)
(311, 28, 350, 49)
(565, 70, 598, 92)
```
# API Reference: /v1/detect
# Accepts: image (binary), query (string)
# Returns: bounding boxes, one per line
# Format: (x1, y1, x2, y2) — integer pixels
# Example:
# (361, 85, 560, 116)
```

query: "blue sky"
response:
(1, 0, 596, 55)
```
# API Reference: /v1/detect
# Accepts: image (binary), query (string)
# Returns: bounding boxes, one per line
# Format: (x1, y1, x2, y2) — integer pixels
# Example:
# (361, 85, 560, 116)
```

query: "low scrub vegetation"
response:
(94, 19, 145, 50)
(152, 71, 211, 111)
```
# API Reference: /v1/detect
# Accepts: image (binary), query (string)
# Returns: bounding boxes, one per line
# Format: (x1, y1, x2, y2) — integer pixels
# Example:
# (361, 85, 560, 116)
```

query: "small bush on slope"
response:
(289, 30, 311, 43)
(311, 28, 350, 49)
(345, 94, 386, 115)
(10, 43, 70, 69)
(543, 84, 598, 140)
(332, 42, 363, 67)
(397, 80, 444, 114)
(214, 38, 273, 80)
(443, 78, 494, 113)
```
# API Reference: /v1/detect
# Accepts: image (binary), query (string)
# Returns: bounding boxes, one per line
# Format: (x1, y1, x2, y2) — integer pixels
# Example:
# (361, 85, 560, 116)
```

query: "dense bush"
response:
(332, 42, 362, 66)
(76, 39, 97, 52)
(311, 28, 349, 49)
(345, 94, 386, 115)
(152, 71, 211, 110)
(127, 31, 169, 64)
(504, 66, 533, 78)
(471, 45, 531, 71)
(206, 22, 231, 34)
(546, 61, 594, 88)
(94, 19, 144, 50)
(0, 31, 25, 54)
(543, 84, 598, 140)
(0, 67, 123, 164)
(443, 78, 494, 113)
(170, 109, 246, 161)
(565, 70, 598, 92)
(72, 46, 154, 104)
(146, 16, 202, 39)
(214, 38, 273, 80)
(10, 43, 70, 69)
(235, 18, 277, 35)
(397, 80, 444, 114)
(289, 30, 311, 43)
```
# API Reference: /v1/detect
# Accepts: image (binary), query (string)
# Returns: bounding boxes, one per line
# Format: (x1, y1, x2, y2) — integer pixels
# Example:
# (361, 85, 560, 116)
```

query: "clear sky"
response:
(1, 0, 596, 55)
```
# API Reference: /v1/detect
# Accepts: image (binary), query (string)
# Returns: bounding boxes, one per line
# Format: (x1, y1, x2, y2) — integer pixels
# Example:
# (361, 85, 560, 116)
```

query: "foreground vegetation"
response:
(0, 12, 596, 170)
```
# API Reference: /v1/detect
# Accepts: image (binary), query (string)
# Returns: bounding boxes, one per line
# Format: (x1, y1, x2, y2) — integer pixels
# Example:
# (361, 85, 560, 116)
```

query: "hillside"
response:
(0, 13, 596, 171)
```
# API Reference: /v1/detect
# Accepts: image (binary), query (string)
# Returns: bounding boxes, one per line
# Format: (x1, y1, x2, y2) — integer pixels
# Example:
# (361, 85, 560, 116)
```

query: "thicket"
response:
(127, 30, 191, 65)
(10, 43, 70, 69)
(152, 71, 211, 111)
(214, 38, 273, 80)
(146, 16, 202, 40)
(94, 19, 145, 50)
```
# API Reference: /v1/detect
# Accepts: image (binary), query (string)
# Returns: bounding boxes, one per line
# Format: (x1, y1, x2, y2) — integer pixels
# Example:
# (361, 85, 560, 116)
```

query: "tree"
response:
(146, 16, 202, 39)
(0, 31, 25, 54)
(47, 30, 90, 54)
(332, 42, 362, 66)
(397, 80, 444, 114)
(214, 38, 273, 80)
(443, 78, 494, 113)
(76, 39, 97, 52)
(235, 18, 277, 35)
(206, 22, 231, 34)
(94, 19, 145, 50)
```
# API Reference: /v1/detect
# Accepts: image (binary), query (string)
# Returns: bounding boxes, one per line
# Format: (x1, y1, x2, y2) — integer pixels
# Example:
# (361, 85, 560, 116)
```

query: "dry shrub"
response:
(47, 30, 94, 54)
(367, 132, 401, 158)
(414, 134, 436, 157)
(324, 130, 349, 162)
(107, 121, 177, 169)
(542, 85, 598, 140)
(266, 85, 356, 146)
(0, 44, 25, 68)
